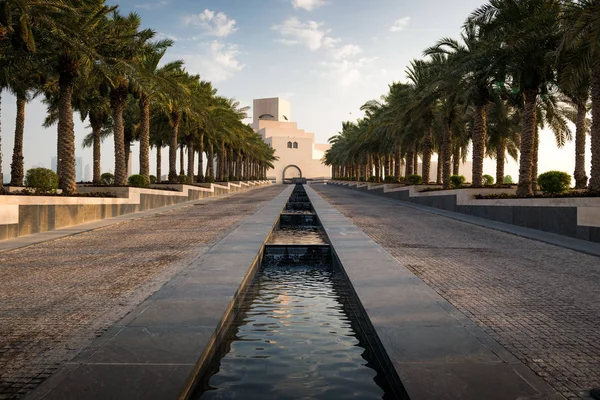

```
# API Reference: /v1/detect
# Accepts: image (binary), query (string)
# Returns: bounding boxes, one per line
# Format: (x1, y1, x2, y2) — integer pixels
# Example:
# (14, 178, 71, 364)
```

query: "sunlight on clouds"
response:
(292, 0, 326, 11)
(178, 41, 244, 82)
(183, 9, 237, 37)
(319, 57, 378, 87)
(390, 17, 411, 32)
(272, 18, 339, 51)
(333, 44, 362, 60)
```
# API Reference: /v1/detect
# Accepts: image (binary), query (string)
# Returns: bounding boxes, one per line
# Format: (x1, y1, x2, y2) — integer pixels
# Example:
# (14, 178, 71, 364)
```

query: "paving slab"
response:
(305, 184, 563, 400)
(27, 185, 293, 400)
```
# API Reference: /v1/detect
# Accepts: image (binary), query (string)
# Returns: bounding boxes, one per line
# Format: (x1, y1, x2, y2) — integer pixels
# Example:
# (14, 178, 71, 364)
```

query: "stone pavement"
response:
(0, 185, 285, 400)
(313, 184, 600, 400)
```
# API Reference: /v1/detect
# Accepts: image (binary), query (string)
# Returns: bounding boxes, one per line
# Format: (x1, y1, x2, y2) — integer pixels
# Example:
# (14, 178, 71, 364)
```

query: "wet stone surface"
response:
(314, 184, 600, 400)
(0, 185, 286, 400)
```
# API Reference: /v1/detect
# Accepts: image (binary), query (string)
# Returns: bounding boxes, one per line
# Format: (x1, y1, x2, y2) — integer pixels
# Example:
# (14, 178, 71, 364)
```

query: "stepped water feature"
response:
(188, 185, 408, 399)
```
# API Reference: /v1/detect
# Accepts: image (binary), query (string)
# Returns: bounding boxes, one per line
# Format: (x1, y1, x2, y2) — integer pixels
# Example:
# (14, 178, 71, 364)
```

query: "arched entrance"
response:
(282, 165, 302, 184)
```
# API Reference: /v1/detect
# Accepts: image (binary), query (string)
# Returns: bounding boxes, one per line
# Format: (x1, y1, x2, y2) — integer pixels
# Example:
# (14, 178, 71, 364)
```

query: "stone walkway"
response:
(0, 185, 285, 400)
(313, 184, 600, 400)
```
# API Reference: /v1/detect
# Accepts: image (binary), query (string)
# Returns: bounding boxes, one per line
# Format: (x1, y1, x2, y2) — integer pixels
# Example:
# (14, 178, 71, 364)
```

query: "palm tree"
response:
(134, 41, 183, 182)
(40, 0, 116, 193)
(426, 20, 499, 187)
(471, 0, 563, 196)
(560, 0, 599, 189)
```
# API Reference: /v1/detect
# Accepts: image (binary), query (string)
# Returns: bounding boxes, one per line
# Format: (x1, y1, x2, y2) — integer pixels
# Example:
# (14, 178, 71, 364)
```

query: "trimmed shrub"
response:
(482, 174, 494, 186)
(204, 176, 215, 184)
(450, 175, 466, 188)
(358, 176, 366, 182)
(127, 174, 148, 188)
(101, 173, 114, 185)
(503, 175, 514, 184)
(177, 175, 191, 184)
(24, 168, 58, 193)
(149, 175, 157, 184)
(407, 174, 423, 185)
(368, 176, 378, 182)
(221, 176, 229, 183)
(537, 171, 571, 193)
(384, 175, 396, 183)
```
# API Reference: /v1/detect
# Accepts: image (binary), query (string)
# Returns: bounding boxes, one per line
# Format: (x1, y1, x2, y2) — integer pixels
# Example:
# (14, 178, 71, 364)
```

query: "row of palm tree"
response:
(324, 0, 599, 196)
(0, 0, 276, 194)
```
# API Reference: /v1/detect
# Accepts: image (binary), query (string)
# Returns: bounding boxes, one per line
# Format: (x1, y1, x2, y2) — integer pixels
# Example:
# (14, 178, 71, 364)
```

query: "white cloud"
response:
(333, 44, 362, 60)
(390, 17, 411, 32)
(272, 18, 339, 51)
(135, 1, 168, 10)
(319, 57, 378, 87)
(183, 9, 237, 37)
(292, 0, 325, 11)
(179, 41, 245, 82)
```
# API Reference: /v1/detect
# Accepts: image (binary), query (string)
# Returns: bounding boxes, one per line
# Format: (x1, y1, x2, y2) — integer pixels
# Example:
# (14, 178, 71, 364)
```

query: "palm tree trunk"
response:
(179, 144, 185, 176)
(0, 92, 3, 190)
(442, 121, 452, 189)
(452, 146, 460, 176)
(10, 95, 25, 186)
(437, 152, 442, 184)
(516, 88, 537, 196)
(139, 97, 150, 181)
(471, 103, 487, 188)
(58, 78, 76, 194)
(532, 127, 539, 192)
(405, 150, 414, 176)
(197, 130, 204, 182)
(413, 145, 419, 176)
(207, 143, 215, 179)
(110, 86, 128, 186)
(156, 145, 162, 183)
(187, 140, 194, 183)
(394, 147, 401, 181)
(574, 100, 588, 188)
(496, 139, 506, 187)
(168, 112, 180, 182)
(90, 117, 102, 185)
(590, 65, 600, 190)
(422, 128, 433, 184)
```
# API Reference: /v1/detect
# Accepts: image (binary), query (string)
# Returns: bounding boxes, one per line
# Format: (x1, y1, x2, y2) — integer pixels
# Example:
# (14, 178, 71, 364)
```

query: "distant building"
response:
(84, 164, 91, 182)
(251, 98, 330, 183)
(75, 157, 83, 182)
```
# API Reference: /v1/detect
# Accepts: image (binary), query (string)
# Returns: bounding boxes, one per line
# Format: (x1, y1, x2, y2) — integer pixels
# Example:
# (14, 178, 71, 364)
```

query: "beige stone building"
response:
(251, 98, 331, 183)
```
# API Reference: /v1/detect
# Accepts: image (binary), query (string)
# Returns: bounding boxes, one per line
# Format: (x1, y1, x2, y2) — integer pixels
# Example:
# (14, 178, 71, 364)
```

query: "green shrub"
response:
(359, 176, 366, 182)
(407, 174, 423, 185)
(450, 175, 466, 188)
(149, 175, 157, 184)
(204, 176, 215, 184)
(221, 176, 229, 183)
(177, 175, 191, 184)
(101, 173, 114, 185)
(482, 174, 494, 186)
(350, 176, 357, 181)
(537, 171, 571, 193)
(230, 176, 239, 181)
(368, 176, 377, 182)
(127, 174, 148, 188)
(503, 175, 514, 184)
(384, 175, 396, 183)
(24, 168, 58, 193)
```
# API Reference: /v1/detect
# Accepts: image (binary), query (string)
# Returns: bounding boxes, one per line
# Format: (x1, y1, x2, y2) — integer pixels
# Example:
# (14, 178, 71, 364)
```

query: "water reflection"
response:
(198, 266, 386, 400)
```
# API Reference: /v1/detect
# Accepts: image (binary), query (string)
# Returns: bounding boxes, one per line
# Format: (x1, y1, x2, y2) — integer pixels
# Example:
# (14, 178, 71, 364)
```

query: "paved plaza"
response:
(0, 185, 285, 400)
(313, 184, 600, 400)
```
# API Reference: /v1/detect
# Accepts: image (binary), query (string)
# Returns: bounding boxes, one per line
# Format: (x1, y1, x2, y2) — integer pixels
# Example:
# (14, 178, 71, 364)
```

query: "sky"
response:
(0, 0, 589, 182)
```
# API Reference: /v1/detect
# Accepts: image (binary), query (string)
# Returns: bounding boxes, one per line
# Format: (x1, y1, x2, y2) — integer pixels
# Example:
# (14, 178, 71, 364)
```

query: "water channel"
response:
(190, 185, 406, 399)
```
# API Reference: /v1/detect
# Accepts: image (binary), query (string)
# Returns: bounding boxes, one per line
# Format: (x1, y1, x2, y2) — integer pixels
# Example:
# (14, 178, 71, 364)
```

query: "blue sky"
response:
(1, 0, 584, 181)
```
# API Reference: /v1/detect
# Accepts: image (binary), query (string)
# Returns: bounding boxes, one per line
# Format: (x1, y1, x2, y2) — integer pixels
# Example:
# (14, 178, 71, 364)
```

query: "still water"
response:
(196, 265, 389, 399)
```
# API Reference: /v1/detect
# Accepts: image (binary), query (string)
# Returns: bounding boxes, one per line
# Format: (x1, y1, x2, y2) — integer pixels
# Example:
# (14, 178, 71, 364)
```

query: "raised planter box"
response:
(329, 181, 600, 243)
(0, 181, 271, 241)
